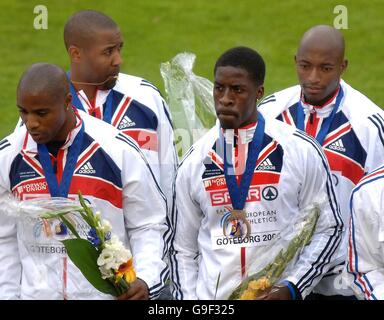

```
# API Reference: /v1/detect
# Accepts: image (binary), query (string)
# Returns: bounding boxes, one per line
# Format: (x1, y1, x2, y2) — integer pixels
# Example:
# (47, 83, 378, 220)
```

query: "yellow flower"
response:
(248, 277, 271, 290)
(239, 290, 258, 300)
(239, 276, 271, 300)
(115, 258, 136, 284)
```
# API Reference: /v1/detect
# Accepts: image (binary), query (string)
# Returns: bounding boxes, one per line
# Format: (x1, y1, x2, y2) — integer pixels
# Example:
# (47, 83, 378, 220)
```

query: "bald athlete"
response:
(17, 63, 75, 145)
(259, 25, 384, 299)
(64, 10, 177, 221)
(0, 63, 169, 299)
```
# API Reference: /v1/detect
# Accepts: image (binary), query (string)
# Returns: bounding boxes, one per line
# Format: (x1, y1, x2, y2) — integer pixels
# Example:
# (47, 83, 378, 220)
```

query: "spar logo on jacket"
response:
(202, 134, 283, 206)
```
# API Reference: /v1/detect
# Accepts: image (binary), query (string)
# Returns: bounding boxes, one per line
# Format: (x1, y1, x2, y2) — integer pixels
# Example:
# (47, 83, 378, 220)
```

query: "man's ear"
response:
(65, 92, 72, 110)
(68, 45, 81, 63)
(341, 58, 348, 74)
(256, 85, 264, 100)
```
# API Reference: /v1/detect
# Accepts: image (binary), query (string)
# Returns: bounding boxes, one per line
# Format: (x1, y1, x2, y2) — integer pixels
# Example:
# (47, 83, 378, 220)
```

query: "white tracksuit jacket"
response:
(345, 165, 384, 300)
(0, 110, 169, 299)
(259, 80, 384, 295)
(170, 117, 342, 300)
(69, 73, 178, 214)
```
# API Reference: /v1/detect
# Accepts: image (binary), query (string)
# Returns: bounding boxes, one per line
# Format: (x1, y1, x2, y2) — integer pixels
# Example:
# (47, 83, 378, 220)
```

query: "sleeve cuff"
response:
(280, 280, 302, 300)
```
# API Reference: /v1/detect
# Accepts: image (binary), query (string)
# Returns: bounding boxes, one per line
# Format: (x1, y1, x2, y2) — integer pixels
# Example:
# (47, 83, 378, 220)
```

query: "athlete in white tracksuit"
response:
(69, 73, 178, 213)
(259, 80, 384, 295)
(259, 26, 384, 297)
(62, 10, 177, 214)
(345, 165, 384, 300)
(171, 118, 342, 300)
(0, 110, 169, 300)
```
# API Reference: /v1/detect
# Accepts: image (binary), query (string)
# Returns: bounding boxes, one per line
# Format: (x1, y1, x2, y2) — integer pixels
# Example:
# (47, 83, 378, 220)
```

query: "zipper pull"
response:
(309, 109, 316, 124)
(53, 159, 57, 174)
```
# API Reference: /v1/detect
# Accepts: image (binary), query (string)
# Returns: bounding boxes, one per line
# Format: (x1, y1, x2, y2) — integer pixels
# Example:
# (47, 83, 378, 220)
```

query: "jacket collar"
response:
(22, 107, 83, 156)
(223, 122, 258, 145)
(300, 85, 340, 117)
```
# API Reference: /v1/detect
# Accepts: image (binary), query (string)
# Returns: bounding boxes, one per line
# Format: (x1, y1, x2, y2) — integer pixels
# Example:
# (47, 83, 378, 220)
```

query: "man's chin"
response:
(31, 137, 48, 144)
(100, 78, 118, 90)
(219, 120, 236, 130)
(303, 89, 328, 106)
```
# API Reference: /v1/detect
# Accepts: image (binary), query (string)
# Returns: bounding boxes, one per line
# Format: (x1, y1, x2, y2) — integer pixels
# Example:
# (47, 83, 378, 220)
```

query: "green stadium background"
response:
(1, 0, 383, 139)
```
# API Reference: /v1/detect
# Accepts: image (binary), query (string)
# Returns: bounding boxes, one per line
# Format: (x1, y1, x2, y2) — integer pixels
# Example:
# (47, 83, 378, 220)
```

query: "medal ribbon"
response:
(223, 113, 265, 210)
(37, 123, 84, 197)
(296, 86, 344, 145)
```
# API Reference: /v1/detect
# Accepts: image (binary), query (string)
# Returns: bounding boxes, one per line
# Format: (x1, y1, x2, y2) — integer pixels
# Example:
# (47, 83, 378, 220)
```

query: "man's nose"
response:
(307, 67, 320, 83)
(219, 88, 233, 106)
(112, 50, 123, 67)
(25, 114, 39, 130)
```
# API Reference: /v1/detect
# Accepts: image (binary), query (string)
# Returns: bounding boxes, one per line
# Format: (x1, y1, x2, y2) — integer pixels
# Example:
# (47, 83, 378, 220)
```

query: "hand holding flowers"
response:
(228, 201, 321, 300)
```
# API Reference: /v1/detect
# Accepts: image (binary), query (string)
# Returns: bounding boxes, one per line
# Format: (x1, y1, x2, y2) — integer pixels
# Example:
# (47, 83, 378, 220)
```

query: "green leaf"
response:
(62, 239, 118, 296)
(77, 191, 99, 230)
(77, 210, 93, 228)
(214, 272, 221, 300)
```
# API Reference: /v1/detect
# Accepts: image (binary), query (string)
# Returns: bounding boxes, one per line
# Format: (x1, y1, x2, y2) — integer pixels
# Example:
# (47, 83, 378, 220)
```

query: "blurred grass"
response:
(1, 0, 383, 138)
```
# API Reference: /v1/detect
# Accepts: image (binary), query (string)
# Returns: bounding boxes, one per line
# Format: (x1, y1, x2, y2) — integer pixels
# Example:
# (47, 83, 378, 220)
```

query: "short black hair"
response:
(17, 63, 69, 102)
(64, 10, 118, 50)
(214, 46, 265, 86)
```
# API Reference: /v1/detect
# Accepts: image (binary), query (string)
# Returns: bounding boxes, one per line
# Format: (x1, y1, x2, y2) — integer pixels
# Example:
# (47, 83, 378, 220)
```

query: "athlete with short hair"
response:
(64, 10, 177, 214)
(259, 25, 384, 298)
(170, 47, 342, 300)
(0, 63, 169, 300)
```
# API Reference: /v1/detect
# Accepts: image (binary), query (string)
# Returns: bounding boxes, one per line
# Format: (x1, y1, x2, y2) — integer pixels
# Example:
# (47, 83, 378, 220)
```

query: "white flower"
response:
(97, 249, 114, 266)
(99, 265, 114, 279)
(100, 219, 112, 233)
(97, 247, 117, 279)
(97, 236, 132, 277)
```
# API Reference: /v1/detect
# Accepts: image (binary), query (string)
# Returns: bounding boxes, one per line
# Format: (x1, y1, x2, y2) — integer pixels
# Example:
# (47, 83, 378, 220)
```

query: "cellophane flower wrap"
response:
(160, 52, 216, 157)
(1, 192, 135, 297)
(227, 197, 323, 300)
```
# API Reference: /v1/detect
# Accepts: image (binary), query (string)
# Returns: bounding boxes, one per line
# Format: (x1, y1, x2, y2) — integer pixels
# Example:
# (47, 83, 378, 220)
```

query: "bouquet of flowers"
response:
(228, 199, 321, 300)
(1, 192, 135, 297)
(39, 192, 136, 296)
